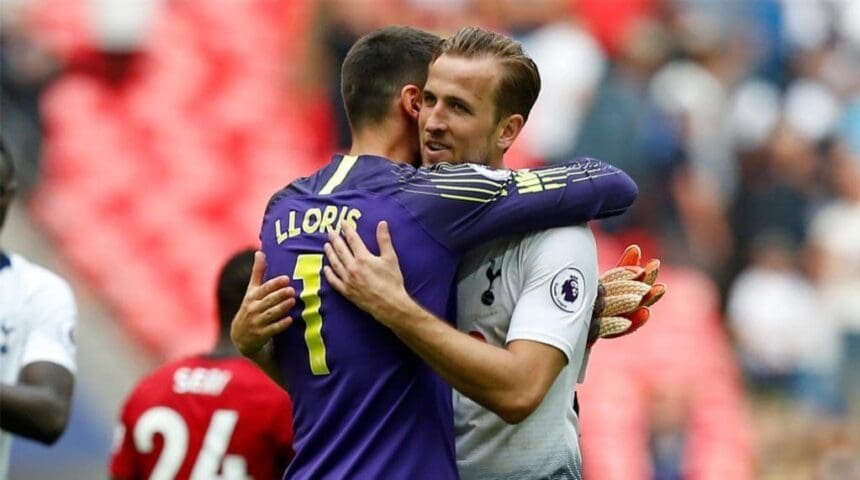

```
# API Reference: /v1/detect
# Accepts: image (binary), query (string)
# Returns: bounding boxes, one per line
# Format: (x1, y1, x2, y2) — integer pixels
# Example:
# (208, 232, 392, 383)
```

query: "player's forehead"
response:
(425, 54, 500, 106)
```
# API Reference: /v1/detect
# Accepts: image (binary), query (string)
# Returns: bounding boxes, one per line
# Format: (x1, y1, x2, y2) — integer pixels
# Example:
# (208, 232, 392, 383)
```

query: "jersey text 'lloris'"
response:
(274, 206, 363, 243)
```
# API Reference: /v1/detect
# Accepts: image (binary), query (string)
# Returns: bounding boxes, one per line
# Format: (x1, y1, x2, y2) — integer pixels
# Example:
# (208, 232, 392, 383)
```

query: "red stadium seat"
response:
(32, 0, 326, 359)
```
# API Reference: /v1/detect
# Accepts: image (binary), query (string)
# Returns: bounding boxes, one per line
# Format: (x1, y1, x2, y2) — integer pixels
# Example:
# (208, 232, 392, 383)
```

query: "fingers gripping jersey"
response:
(260, 155, 636, 480)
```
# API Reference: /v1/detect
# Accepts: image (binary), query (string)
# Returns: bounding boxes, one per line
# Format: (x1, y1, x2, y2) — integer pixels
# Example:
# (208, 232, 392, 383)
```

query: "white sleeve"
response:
(506, 226, 598, 363)
(20, 270, 78, 374)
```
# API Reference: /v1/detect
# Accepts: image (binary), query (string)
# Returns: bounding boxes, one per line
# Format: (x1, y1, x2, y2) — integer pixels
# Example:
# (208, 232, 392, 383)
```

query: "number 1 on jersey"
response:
(293, 254, 330, 375)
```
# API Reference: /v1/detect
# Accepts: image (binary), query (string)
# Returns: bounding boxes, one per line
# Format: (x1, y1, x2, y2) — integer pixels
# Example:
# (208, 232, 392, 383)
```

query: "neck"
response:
(209, 338, 238, 358)
(349, 121, 415, 166)
(488, 155, 505, 169)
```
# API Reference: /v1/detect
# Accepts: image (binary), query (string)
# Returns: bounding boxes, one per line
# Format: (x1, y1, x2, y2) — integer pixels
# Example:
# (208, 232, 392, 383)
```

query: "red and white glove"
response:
(588, 245, 666, 346)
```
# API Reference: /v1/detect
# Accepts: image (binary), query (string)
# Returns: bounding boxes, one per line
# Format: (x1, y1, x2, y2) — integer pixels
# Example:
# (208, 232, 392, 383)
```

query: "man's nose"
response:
(423, 105, 448, 134)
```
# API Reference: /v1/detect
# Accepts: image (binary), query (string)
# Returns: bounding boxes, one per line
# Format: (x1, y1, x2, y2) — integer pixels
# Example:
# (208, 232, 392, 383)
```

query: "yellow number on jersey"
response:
(293, 254, 330, 375)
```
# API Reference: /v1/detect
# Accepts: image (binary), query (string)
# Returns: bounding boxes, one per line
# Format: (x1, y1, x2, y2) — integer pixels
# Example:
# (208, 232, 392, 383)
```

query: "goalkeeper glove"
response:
(588, 245, 666, 346)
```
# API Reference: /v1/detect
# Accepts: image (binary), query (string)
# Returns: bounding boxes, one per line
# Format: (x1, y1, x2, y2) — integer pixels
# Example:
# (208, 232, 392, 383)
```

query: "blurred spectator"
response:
(573, 0, 658, 57)
(0, 0, 61, 192)
(86, 0, 160, 52)
(731, 122, 819, 269)
(518, 18, 606, 162)
(572, 15, 736, 272)
(304, 0, 381, 149)
(645, 4, 755, 272)
(807, 140, 860, 411)
(727, 79, 782, 153)
(783, 79, 842, 144)
(726, 231, 842, 415)
(474, 0, 568, 33)
(573, 14, 674, 176)
(650, 7, 744, 202)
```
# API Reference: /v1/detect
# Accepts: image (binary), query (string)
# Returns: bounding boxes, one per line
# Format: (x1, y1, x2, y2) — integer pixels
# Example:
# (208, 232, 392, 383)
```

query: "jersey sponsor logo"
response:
(550, 268, 586, 313)
(481, 259, 503, 306)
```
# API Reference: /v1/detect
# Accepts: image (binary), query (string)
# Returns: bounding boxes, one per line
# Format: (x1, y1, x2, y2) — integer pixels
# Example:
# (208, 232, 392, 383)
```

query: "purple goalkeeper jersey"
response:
(261, 154, 637, 480)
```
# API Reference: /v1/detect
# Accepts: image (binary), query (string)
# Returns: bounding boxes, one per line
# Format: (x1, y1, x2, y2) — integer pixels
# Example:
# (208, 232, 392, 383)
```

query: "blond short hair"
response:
(433, 27, 541, 121)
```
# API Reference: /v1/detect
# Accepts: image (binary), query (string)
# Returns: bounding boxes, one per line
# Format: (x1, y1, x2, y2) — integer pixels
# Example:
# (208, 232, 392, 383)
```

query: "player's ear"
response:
(400, 84, 422, 120)
(495, 114, 525, 152)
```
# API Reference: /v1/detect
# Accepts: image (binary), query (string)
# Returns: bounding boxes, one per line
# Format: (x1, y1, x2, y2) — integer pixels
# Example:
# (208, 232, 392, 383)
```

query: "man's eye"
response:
(453, 103, 467, 113)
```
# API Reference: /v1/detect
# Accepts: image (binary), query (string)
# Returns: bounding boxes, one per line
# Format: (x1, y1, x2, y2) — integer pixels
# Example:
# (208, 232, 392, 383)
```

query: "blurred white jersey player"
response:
(0, 141, 77, 479)
(454, 225, 596, 480)
(0, 253, 78, 477)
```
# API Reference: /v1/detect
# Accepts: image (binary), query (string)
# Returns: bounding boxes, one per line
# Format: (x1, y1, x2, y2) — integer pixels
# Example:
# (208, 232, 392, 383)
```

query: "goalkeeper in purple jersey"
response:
(232, 26, 637, 480)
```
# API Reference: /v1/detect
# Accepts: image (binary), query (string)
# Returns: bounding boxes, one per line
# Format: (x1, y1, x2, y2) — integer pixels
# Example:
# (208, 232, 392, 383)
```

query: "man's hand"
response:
(323, 221, 410, 326)
(324, 221, 569, 424)
(230, 251, 296, 357)
(587, 245, 666, 346)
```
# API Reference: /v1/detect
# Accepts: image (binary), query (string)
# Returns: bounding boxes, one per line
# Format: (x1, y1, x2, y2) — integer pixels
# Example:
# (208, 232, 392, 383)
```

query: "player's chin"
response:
(422, 146, 454, 165)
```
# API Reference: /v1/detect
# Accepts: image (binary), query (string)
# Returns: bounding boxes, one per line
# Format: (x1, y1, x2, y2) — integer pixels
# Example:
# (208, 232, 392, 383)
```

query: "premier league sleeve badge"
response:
(550, 268, 586, 313)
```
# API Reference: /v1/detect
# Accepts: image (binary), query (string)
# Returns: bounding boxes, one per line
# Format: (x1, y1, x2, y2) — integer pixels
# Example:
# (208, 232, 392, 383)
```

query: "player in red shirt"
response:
(109, 249, 294, 480)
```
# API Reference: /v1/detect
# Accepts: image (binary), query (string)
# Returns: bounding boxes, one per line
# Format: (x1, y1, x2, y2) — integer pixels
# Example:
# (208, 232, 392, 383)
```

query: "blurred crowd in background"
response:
(2, 0, 859, 478)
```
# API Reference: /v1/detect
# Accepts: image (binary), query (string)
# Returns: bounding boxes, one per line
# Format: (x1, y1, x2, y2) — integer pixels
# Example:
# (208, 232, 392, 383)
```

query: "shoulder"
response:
(514, 227, 598, 299)
(10, 254, 75, 299)
(264, 158, 341, 206)
(520, 225, 596, 258)
(265, 180, 308, 211)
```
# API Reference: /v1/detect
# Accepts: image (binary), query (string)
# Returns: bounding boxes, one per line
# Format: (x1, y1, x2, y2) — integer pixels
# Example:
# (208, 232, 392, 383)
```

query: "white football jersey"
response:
(454, 226, 596, 480)
(0, 252, 77, 479)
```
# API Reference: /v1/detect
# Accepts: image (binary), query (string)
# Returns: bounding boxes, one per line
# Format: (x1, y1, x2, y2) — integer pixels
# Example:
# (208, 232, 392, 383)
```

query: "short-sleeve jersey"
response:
(109, 356, 294, 480)
(0, 252, 77, 479)
(453, 226, 597, 479)
(261, 154, 635, 479)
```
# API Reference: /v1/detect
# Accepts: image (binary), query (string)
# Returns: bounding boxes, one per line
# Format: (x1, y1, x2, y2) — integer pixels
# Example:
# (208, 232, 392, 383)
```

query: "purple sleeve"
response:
(395, 157, 637, 252)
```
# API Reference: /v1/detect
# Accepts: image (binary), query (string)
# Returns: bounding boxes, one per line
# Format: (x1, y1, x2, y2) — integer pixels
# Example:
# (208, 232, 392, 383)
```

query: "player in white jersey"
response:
(0, 140, 77, 479)
(452, 227, 597, 479)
